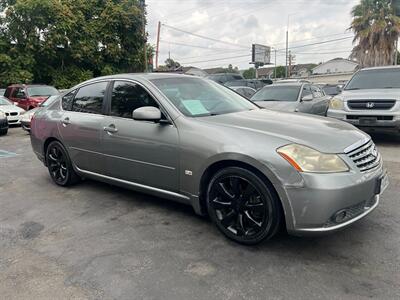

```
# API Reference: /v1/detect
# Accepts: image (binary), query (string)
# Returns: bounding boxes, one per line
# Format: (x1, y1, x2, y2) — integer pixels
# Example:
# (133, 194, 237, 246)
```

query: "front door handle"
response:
(61, 117, 70, 126)
(103, 124, 118, 134)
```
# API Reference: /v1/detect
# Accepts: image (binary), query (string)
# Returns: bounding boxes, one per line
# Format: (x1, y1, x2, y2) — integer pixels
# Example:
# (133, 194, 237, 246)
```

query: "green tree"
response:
(275, 66, 286, 78)
(350, 0, 400, 67)
(0, 0, 147, 88)
(242, 68, 256, 79)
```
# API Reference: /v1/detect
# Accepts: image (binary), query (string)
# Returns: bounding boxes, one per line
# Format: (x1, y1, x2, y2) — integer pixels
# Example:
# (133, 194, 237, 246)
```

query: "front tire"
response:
(46, 141, 80, 186)
(0, 128, 8, 135)
(207, 167, 281, 245)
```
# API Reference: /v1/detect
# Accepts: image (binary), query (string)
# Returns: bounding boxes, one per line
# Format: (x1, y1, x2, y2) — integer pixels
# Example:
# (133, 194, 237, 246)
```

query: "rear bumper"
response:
(276, 163, 387, 236)
(327, 109, 400, 132)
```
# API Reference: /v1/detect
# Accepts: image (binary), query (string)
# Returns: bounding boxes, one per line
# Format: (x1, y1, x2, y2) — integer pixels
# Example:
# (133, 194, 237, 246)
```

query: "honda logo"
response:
(366, 102, 375, 109)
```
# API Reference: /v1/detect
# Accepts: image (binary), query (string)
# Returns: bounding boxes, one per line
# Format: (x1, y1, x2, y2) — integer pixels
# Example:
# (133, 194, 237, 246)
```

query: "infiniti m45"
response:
(30, 74, 388, 244)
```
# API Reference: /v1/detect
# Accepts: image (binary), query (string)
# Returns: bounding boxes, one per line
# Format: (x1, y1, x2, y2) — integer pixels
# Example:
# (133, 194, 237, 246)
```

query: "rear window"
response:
(345, 68, 400, 90)
(27, 86, 59, 97)
(251, 86, 300, 102)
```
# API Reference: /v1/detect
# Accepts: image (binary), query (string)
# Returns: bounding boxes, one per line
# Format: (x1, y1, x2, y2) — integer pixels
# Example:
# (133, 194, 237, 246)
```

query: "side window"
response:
(4, 88, 12, 98)
(110, 81, 159, 118)
(301, 85, 312, 98)
(11, 88, 25, 98)
(62, 89, 77, 111)
(71, 82, 108, 114)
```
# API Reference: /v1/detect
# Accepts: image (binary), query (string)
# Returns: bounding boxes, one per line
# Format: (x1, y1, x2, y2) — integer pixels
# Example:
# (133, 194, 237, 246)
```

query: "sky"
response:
(146, 0, 359, 70)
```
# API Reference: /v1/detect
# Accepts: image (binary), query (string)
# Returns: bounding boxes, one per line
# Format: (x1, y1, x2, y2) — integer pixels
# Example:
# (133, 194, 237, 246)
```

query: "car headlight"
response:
(277, 144, 349, 173)
(0, 111, 5, 118)
(329, 97, 344, 110)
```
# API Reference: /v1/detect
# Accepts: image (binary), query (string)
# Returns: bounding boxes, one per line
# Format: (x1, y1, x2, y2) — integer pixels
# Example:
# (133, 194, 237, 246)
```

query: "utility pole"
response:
(140, 0, 147, 72)
(155, 21, 161, 69)
(285, 30, 288, 78)
(395, 38, 398, 65)
(288, 50, 292, 77)
(274, 48, 277, 79)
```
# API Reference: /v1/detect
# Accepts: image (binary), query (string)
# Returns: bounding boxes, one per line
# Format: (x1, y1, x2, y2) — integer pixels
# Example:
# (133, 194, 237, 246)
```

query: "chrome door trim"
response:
(70, 146, 176, 170)
(75, 166, 189, 201)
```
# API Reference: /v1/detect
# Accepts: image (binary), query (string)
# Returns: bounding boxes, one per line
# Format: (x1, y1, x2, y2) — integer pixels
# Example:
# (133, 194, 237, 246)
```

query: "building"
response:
(312, 58, 359, 75)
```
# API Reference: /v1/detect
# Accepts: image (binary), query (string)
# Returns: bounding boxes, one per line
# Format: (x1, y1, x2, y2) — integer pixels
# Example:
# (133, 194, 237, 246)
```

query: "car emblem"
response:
(366, 102, 375, 109)
(371, 147, 378, 158)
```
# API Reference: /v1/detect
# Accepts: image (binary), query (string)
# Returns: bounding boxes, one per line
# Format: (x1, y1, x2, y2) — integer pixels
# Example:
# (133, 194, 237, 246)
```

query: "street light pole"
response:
(285, 30, 288, 78)
(140, 0, 147, 72)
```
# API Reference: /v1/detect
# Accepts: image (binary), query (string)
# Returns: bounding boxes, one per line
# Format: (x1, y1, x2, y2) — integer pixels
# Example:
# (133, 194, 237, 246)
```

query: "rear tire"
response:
(46, 141, 80, 186)
(207, 167, 281, 245)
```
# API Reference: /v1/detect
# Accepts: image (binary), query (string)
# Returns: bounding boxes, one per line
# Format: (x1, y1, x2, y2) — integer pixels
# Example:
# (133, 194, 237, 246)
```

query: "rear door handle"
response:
(61, 117, 70, 126)
(103, 125, 118, 134)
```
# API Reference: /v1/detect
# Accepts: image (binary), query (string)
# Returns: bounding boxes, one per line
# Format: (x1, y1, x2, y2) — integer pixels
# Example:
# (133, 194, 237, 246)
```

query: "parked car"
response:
(0, 88, 5, 96)
(251, 83, 330, 116)
(275, 79, 311, 84)
(0, 96, 25, 125)
(230, 86, 256, 99)
(317, 84, 342, 97)
(31, 74, 387, 245)
(327, 66, 400, 134)
(4, 84, 59, 111)
(225, 79, 267, 90)
(0, 110, 8, 135)
(206, 73, 244, 84)
(21, 95, 60, 132)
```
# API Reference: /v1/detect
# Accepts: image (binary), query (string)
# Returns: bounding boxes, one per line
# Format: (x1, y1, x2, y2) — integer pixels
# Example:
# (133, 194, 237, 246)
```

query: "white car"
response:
(0, 96, 25, 125)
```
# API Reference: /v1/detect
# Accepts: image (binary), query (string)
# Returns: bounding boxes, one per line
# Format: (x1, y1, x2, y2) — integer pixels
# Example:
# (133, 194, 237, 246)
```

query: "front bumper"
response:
(21, 120, 31, 131)
(6, 115, 22, 125)
(277, 163, 387, 236)
(327, 109, 400, 132)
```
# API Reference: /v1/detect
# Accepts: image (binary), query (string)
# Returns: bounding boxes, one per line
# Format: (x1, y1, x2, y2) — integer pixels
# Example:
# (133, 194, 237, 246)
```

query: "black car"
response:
(0, 110, 8, 135)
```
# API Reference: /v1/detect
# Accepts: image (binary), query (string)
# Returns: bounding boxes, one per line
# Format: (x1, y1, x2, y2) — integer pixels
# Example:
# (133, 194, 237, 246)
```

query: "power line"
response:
(162, 23, 248, 49)
(159, 40, 245, 52)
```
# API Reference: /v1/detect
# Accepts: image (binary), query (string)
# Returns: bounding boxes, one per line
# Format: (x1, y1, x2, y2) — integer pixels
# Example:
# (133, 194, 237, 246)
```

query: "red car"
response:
(4, 84, 59, 110)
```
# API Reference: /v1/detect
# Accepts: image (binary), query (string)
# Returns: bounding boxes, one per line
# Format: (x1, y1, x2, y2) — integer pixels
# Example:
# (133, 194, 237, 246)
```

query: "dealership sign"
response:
(251, 44, 271, 66)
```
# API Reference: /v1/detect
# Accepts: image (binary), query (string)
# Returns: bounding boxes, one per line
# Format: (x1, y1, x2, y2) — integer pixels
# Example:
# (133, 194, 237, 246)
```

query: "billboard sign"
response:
(252, 44, 271, 65)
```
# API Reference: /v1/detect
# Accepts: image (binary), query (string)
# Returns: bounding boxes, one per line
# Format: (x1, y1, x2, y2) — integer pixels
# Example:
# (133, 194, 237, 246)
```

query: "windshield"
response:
(27, 86, 59, 97)
(322, 86, 340, 95)
(345, 69, 400, 90)
(151, 77, 258, 117)
(40, 95, 59, 107)
(0, 96, 13, 105)
(251, 86, 300, 102)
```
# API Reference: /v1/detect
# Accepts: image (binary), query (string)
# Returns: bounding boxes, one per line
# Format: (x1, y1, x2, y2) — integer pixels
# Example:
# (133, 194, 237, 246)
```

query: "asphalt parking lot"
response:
(0, 127, 399, 300)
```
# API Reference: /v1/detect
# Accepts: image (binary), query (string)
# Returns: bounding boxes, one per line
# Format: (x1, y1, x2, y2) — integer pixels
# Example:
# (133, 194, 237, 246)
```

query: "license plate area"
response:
(359, 117, 377, 125)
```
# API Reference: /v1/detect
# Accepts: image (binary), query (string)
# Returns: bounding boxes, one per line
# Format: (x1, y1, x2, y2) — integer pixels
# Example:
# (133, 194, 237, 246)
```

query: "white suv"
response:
(327, 66, 400, 134)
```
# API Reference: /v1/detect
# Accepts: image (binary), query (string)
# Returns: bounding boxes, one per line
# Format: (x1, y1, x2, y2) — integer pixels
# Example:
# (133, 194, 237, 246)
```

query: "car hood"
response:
(200, 109, 367, 153)
(255, 101, 297, 112)
(0, 105, 25, 113)
(340, 88, 400, 100)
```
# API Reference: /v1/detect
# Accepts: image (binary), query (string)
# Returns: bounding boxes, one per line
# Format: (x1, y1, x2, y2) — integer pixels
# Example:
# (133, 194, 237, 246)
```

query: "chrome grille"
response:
(346, 139, 381, 172)
(347, 100, 395, 110)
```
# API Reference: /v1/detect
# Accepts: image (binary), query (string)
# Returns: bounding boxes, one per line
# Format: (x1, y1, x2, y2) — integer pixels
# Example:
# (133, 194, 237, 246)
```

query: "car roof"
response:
(360, 65, 400, 71)
(269, 83, 304, 87)
(7, 84, 56, 87)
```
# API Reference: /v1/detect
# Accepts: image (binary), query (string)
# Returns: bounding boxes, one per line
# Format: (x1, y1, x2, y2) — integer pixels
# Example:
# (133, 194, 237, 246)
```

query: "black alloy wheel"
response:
(46, 141, 80, 186)
(207, 167, 281, 245)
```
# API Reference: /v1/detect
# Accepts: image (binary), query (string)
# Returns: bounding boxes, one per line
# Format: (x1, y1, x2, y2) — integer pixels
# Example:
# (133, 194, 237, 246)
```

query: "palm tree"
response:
(350, 0, 400, 67)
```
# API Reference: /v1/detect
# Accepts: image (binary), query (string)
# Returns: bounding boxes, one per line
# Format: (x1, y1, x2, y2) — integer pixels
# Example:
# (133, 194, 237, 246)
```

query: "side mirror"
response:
(301, 94, 313, 101)
(132, 106, 161, 122)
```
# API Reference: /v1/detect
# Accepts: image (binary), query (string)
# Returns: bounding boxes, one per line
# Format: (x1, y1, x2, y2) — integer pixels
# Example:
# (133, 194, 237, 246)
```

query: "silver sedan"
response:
(30, 74, 388, 244)
(251, 83, 330, 116)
